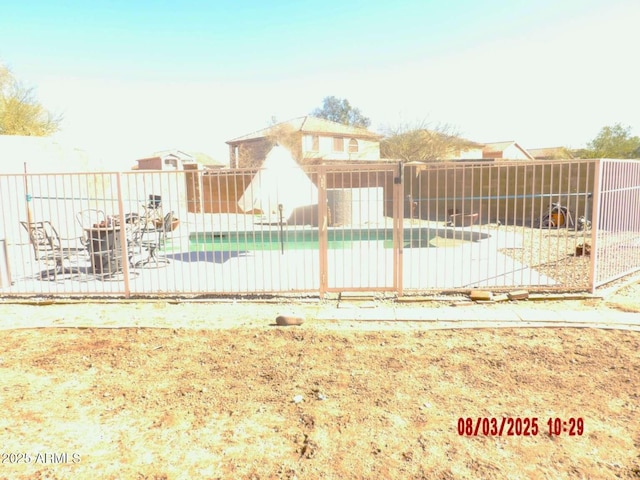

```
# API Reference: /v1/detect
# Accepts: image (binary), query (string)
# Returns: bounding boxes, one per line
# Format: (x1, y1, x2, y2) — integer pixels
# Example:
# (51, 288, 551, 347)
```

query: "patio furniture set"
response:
(20, 195, 179, 281)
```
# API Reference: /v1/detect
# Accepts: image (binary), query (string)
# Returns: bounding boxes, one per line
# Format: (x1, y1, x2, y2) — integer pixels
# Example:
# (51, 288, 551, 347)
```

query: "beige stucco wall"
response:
(233, 134, 382, 166)
(302, 134, 380, 161)
(454, 147, 484, 160)
(436, 147, 484, 161)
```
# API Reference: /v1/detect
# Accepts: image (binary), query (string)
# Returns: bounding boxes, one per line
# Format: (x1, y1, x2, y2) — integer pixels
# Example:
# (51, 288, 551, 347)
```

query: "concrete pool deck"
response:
(2, 216, 555, 295)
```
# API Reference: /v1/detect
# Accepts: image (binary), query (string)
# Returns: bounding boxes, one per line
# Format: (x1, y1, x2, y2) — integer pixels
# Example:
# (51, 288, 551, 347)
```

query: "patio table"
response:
(84, 225, 124, 275)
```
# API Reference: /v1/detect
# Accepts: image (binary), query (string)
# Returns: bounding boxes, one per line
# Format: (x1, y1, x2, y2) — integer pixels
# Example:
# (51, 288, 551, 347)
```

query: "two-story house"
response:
(226, 116, 383, 168)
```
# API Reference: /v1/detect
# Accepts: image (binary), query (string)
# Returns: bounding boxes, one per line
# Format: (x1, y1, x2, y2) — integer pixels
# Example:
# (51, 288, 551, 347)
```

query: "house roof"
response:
(482, 141, 534, 160)
(482, 141, 515, 154)
(226, 116, 382, 145)
(136, 155, 168, 163)
(152, 149, 196, 161)
(135, 149, 202, 168)
(190, 151, 226, 167)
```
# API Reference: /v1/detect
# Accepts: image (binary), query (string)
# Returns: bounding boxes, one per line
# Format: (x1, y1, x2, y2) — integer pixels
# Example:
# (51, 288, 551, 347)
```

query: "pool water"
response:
(188, 228, 486, 251)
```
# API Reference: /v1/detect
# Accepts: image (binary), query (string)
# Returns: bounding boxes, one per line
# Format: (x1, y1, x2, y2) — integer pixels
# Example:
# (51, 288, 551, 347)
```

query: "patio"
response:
(2, 212, 555, 296)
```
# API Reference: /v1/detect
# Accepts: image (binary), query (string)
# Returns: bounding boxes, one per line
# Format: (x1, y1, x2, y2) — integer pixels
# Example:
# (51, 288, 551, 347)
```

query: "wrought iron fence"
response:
(0, 158, 637, 298)
(591, 159, 640, 288)
(401, 159, 596, 293)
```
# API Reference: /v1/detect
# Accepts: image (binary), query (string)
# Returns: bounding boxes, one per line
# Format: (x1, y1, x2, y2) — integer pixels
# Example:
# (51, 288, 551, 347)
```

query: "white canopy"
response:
(237, 145, 318, 223)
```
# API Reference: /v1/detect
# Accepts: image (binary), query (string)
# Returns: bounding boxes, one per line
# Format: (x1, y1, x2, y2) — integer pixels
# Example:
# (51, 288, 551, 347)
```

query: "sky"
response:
(1, 0, 639, 168)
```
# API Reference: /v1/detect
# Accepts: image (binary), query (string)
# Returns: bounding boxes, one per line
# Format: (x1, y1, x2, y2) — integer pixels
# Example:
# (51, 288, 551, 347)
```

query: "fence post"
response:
(394, 162, 404, 296)
(115, 172, 131, 298)
(317, 166, 328, 298)
(589, 159, 602, 293)
(23, 163, 34, 244)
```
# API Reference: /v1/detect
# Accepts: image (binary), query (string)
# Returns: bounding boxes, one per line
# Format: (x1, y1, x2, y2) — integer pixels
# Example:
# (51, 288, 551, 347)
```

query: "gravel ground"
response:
(498, 229, 591, 289)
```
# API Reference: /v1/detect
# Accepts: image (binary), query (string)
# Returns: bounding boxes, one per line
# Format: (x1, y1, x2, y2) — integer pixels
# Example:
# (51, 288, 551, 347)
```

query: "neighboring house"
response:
(482, 141, 534, 160)
(134, 150, 199, 170)
(226, 116, 383, 168)
(528, 147, 574, 160)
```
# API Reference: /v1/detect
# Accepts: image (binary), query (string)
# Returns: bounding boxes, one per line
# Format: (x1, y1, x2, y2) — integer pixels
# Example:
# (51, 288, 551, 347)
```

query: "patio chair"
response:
(76, 208, 107, 229)
(131, 212, 177, 268)
(20, 220, 88, 280)
(75, 208, 107, 247)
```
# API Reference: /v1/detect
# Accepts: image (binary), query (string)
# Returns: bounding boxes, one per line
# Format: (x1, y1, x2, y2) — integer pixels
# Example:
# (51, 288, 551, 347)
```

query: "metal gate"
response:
(317, 163, 403, 295)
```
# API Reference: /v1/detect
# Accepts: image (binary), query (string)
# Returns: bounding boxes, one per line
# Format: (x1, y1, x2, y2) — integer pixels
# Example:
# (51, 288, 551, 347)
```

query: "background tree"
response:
(0, 64, 62, 136)
(547, 147, 574, 160)
(582, 123, 640, 159)
(380, 120, 475, 162)
(236, 122, 302, 168)
(266, 123, 301, 161)
(311, 96, 371, 128)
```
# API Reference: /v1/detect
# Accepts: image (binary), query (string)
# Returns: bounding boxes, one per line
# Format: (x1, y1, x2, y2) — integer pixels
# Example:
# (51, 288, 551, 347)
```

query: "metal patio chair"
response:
(131, 212, 178, 268)
(75, 208, 107, 229)
(20, 220, 88, 280)
(75, 208, 107, 248)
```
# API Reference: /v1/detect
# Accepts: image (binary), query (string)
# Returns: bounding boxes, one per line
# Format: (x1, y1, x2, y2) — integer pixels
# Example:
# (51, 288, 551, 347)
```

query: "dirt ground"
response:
(1, 281, 639, 480)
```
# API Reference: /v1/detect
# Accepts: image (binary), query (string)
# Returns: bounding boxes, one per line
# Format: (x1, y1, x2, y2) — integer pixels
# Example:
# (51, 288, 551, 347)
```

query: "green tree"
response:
(0, 64, 62, 136)
(584, 124, 640, 159)
(311, 96, 371, 128)
(380, 120, 475, 162)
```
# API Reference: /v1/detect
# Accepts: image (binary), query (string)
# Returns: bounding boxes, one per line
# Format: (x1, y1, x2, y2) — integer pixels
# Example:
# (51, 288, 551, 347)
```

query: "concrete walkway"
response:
(316, 304, 640, 331)
(0, 300, 637, 332)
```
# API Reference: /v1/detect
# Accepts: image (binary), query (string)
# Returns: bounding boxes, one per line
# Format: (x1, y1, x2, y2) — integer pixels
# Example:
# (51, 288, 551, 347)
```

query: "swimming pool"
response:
(189, 227, 489, 251)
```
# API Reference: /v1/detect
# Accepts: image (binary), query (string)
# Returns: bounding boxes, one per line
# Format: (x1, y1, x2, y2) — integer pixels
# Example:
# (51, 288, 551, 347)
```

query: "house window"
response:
(164, 158, 178, 169)
(333, 137, 344, 152)
(310, 135, 319, 151)
(348, 138, 358, 153)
